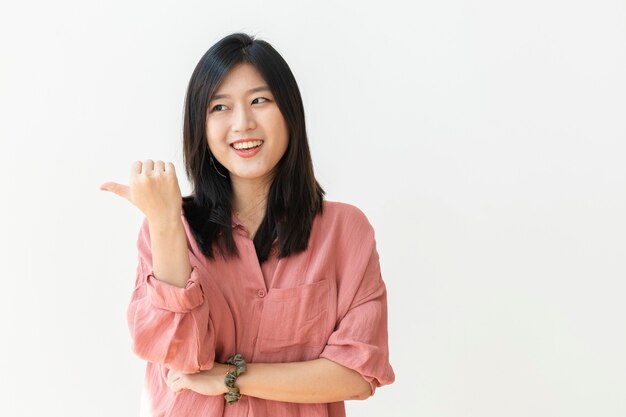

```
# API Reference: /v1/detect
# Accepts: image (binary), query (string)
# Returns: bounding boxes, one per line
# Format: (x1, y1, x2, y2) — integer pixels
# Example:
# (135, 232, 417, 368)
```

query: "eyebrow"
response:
(210, 86, 271, 101)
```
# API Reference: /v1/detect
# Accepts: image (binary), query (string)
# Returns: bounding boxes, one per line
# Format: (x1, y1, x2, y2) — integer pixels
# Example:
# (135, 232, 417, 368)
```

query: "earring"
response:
(210, 155, 228, 178)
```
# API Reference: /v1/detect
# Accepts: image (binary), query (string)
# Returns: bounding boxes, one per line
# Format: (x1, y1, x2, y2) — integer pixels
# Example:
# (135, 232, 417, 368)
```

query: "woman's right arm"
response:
(147, 217, 192, 288)
(103, 159, 192, 287)
(127, 217, 216, 374)
(101, 160, 216, 373)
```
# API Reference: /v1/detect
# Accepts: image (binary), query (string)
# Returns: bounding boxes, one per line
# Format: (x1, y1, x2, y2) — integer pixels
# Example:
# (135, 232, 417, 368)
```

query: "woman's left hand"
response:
(166, 363, 229, 396)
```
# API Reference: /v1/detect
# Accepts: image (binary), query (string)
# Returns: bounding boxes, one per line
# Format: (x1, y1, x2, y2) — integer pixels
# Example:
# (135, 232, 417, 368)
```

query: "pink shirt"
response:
(128, 201, 395, 417)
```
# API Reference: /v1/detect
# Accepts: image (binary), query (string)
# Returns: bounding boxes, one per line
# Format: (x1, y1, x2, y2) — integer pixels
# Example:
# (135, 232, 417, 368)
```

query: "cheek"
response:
(205, 132, 216, 151)
(272, 115, 289, 147)
(206, 114, 227, 131)
(205, 122, 226, 149)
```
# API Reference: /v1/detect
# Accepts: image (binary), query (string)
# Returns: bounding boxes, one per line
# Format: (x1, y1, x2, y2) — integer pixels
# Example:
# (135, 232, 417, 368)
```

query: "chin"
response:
(231, 170, 273, 182)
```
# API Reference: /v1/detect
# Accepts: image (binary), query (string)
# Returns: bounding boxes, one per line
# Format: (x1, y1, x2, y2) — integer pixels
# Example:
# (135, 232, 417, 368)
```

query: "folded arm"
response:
(166, 358, 371, 403)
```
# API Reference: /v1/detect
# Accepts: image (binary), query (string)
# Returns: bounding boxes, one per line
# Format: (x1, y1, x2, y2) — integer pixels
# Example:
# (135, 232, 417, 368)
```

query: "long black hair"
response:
(181, 33, 324, 263)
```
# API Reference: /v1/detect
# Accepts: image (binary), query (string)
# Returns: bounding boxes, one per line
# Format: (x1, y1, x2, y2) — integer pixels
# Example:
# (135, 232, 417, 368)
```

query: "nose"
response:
(231, 105, 256, 132)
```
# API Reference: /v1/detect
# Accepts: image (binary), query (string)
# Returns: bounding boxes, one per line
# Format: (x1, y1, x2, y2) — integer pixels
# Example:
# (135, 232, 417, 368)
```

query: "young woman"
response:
(101, 32, 394, 417)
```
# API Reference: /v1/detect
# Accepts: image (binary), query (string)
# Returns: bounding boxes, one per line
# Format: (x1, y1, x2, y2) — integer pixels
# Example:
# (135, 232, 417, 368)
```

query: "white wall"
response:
(1, 0, 625, 416)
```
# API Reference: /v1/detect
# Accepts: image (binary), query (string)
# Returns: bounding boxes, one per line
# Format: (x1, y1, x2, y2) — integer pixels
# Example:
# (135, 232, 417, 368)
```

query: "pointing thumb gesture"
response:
(99, 182, 131, 201)
(100, 160, 183, 224)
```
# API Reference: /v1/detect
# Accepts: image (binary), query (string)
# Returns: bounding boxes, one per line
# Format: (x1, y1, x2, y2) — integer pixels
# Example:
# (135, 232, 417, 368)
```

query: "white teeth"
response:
(232, 140, 262, 150)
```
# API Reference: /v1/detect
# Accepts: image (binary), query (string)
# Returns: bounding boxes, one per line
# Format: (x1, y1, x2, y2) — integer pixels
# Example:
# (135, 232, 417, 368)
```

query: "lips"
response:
(230, 138, 264, 158)
(231, 139, 263, 151)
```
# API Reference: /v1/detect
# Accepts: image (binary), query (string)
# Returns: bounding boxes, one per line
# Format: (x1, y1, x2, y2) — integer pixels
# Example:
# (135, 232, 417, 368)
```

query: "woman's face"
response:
(206, 63, 289, 185)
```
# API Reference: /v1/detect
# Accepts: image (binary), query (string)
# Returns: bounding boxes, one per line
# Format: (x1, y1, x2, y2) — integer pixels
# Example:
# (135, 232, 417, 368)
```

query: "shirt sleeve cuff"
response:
(146, 266, 204, 313)
(320, 348, 380, 397)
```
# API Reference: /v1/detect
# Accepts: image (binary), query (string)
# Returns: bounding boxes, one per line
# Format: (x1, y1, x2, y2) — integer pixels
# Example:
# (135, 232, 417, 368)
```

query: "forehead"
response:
(212, 63, 268, 96)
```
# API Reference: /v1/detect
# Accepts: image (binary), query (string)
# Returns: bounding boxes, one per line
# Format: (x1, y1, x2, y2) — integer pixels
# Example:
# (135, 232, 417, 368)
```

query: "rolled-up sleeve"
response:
(146, 267, 204, 313)
(127, 218, 216, 374)
(319, 210, 395, 396)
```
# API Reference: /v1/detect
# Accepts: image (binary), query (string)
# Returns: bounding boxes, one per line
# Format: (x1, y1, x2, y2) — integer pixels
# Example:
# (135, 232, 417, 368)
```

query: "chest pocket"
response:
(257, 279, 330, 353)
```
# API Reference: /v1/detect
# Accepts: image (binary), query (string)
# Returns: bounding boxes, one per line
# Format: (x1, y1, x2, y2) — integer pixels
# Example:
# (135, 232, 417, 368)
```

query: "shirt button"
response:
(257, 289, 266, 298)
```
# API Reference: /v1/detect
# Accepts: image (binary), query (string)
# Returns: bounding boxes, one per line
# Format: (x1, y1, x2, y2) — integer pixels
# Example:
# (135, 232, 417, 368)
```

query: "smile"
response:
(230, 139, 264, 158)
(231, 140, 263, 151)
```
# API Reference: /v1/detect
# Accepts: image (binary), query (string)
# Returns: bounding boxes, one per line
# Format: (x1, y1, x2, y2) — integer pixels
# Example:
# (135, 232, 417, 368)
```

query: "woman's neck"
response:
(231, 177, 271, 239)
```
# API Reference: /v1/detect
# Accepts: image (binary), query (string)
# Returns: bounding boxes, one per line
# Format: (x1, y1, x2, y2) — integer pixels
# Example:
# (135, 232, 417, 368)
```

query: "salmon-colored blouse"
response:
(128, 201, 395, 417)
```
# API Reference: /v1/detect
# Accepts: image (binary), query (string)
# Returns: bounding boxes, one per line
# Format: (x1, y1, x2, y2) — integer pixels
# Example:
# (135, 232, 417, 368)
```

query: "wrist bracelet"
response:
(224, 354, 247, 404)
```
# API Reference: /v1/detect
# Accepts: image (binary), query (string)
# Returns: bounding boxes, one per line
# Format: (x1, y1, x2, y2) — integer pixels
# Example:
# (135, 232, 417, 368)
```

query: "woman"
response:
(100, 32, 394, 417)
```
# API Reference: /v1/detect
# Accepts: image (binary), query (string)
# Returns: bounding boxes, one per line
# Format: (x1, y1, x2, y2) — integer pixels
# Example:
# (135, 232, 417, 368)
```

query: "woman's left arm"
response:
(166, 358, 371, 403)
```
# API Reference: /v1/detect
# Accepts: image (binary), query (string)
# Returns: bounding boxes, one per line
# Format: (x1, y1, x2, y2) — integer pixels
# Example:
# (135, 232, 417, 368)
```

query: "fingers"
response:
(131, 160, 142, 176)
(166, 370, 177, 385)
(166, 370, 187, 393)
(141, 159, 154, 175)
(135, 160, 170, 176)
(100, 159, 176, 205)
(154, 160, 166, 173)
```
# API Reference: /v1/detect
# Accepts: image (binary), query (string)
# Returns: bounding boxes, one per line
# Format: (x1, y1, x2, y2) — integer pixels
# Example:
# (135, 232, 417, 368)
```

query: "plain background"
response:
(1, 0, 625, 416)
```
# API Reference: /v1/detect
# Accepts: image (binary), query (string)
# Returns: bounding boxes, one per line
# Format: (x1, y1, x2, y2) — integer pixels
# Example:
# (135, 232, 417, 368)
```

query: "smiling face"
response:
(206, 63, 289, 186)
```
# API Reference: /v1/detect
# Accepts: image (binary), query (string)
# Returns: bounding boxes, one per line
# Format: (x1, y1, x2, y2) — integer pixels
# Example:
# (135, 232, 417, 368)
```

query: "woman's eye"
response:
(211, 104, 228, 112)
(252, 97, 270, 104)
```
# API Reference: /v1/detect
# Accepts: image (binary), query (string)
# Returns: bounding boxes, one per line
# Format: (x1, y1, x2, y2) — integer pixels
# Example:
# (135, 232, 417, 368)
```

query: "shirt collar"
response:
(231, 214, 278, 247)
(231, 213, 243, 229)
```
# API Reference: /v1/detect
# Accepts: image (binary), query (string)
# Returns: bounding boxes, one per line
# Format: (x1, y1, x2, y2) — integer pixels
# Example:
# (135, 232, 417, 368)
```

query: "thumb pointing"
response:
(100, 182, 130, 201)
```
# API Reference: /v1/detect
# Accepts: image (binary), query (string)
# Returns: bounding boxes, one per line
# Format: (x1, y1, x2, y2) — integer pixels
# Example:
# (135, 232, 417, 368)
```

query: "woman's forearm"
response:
(167, 358, 371, 403)
(236, 358, 371, 403)
(148, 218, 192, 288)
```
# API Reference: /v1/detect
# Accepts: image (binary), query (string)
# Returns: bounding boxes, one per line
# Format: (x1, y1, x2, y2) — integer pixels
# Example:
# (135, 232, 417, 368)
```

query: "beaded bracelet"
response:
(224, 354, 247, 404)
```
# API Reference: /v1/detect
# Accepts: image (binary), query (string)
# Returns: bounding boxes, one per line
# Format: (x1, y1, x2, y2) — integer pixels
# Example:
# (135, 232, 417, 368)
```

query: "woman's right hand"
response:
(166, 365, 230, 396)
(100, 160, 183, 225)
